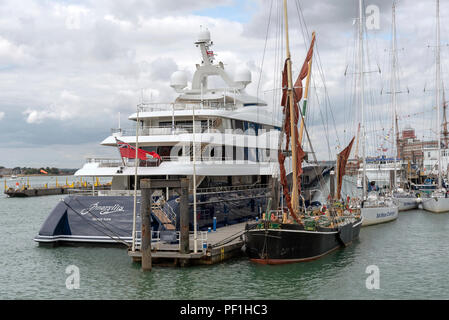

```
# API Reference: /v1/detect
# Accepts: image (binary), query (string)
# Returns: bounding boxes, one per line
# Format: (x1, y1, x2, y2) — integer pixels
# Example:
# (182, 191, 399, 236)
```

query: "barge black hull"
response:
(245, 220, 362, 264)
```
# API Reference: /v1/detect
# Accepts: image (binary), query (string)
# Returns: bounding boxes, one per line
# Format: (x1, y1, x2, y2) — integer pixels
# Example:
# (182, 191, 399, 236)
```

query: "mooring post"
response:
(179, 178, 190, 254)
(140, 179, 152, 271)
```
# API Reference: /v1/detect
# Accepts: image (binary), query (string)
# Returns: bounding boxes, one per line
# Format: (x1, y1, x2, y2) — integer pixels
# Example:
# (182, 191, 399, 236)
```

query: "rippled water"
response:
(1, 176, 449, 299)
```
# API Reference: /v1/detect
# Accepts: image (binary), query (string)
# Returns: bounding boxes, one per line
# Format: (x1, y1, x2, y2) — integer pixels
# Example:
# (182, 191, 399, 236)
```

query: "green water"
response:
(1, 176, 449, 299)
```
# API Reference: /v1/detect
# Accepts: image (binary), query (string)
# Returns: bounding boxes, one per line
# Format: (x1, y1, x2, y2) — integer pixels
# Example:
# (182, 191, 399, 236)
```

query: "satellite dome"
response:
(198, 28, 211, 43)
(234, 67, 251, 87)
(170, 71, 188, 91)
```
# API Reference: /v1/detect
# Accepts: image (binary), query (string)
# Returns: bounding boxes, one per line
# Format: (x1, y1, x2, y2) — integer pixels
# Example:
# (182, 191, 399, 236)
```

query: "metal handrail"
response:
(112, 124, 214, 136)
(164, 201, 177, 225)
(136, 100, 238, 113)
(196, 183, 269, 194)
(191, 231, 208, 252)
(133, 230, 182, 251)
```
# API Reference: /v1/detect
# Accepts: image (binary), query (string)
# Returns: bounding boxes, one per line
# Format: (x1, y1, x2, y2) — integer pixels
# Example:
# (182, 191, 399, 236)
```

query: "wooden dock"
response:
(128, 220, 252, 267)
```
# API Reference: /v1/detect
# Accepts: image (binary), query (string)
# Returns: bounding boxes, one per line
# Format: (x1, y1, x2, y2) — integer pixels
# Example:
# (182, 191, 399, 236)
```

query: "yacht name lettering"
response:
(80, 202, 125, 215)
(376, 211, 395, 218)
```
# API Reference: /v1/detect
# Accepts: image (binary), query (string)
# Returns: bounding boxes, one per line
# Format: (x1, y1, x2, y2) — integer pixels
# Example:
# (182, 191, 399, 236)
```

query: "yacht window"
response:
(234, 120, 244, 130)
(175, 120, 192, 126)
(159, 121, 172, 128)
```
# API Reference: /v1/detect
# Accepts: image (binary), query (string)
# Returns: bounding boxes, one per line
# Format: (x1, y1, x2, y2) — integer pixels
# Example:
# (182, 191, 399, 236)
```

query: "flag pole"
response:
(193, 84, 200, 253)
(131, 105, 140, 252)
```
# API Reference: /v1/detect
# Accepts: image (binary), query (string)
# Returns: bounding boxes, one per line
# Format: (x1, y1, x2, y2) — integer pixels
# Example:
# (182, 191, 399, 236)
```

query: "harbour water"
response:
(1, 176, 449, 299)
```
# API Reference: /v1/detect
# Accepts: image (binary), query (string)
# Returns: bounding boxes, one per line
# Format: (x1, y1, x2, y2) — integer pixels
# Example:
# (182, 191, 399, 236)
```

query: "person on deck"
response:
(368, 181, 379, 192)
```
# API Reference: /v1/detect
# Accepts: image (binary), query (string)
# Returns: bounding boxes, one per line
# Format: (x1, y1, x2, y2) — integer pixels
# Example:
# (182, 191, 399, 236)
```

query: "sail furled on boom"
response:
(336, 136, 355, 199)
(278, 35, 315, 220)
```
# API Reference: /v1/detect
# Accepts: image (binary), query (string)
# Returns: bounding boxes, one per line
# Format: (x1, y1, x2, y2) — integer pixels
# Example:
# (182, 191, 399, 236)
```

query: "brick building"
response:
(397, 125, 438, 167)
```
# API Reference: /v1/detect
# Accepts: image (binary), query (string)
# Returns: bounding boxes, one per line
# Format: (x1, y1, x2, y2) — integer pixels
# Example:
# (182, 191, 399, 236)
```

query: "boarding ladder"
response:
(151, 196, 176, 231)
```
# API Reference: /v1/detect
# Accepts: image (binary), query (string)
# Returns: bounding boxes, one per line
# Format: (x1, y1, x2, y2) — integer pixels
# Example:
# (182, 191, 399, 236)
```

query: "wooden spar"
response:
(334, 156, 339, 201)
(298, 32, 315, 146)
(283, 0, 299, 213)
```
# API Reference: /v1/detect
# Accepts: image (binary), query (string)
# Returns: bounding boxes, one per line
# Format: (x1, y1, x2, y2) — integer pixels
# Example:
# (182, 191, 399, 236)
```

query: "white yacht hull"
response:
(361, 206, 398, 226)
(422, 197, 449, 213)
(395, 197, 419, 211)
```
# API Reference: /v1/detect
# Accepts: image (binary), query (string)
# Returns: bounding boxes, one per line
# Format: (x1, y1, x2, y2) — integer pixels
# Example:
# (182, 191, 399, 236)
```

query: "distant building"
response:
(397, 125, 438, 167)
(0, 168, 13, 176)
(423, 147, 449, 176)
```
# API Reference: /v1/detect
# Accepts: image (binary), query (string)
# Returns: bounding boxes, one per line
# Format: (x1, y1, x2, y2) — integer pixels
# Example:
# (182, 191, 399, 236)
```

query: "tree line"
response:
(6, 167, 77, 175)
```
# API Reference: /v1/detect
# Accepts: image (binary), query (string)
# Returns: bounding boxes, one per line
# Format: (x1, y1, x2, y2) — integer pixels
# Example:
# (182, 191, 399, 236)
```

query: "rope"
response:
(210, 222, 259, 248)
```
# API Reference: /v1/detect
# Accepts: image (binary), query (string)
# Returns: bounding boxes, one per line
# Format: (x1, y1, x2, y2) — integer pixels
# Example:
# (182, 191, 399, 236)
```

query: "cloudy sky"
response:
(0, 0, 448, 168)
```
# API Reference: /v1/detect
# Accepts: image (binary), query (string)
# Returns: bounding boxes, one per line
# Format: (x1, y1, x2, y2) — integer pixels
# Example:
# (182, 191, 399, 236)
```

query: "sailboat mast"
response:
(283, 0, 299, 212)
(436, 0, 442, 189)
(299, 35, 315, 146)
(392, 1, 398, 190)
(443, 90, 448, 148)
(359, 0, 367, 199)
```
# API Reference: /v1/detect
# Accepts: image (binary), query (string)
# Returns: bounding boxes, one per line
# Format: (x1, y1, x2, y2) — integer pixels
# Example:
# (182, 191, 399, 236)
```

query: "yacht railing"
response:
(83, 155, 245, 170)
(195, 183, 269, 194)
(159, 156, 234, 162)
(97, 190, 142, 197)
(112, 124, 215, 136)
(86, 158, 124, 167)
(136, 100, 238, 113)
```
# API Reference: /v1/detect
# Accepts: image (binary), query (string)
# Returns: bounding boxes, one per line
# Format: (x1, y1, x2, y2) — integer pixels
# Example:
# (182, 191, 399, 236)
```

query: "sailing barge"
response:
(244, 0, 362, 264)
(245, 208, 362, 264)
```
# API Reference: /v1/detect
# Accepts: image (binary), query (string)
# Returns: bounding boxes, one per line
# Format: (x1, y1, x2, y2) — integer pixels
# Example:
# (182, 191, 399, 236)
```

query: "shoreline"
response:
(2, 174, 76, 178)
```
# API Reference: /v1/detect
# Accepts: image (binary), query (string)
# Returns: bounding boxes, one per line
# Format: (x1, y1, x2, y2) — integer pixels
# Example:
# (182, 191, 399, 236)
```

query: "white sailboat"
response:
(422, 0, 449, 213)
(357, 0, 398, 226)
(389, 1, 418, 211)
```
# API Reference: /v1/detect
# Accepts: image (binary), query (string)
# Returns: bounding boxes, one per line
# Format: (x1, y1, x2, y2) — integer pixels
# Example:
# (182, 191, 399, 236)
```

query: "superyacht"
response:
(34, 29, 329, 246)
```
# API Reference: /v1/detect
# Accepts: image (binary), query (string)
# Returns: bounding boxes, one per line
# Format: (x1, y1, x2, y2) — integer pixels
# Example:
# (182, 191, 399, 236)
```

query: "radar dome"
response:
(234, 67, 251, 87)
(198, 28, 211, 43)
(170, 71, 188, 91)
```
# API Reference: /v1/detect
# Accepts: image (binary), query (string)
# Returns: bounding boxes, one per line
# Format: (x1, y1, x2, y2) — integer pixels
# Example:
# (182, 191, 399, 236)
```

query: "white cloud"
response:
(23, 90, 81, 124)
(0, 112, 5, 120)
(0, 0, 448, 166)
(0, 36, 35, 66)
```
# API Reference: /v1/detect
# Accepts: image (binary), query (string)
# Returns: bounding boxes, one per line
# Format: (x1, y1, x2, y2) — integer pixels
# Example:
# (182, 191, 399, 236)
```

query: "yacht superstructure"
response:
(77, 28, 285, 191)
